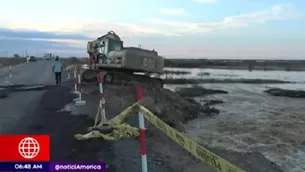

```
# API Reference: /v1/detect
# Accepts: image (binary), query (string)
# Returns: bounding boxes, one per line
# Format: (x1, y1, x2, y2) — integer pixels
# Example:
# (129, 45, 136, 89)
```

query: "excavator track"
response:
(82, 69, 164, 89)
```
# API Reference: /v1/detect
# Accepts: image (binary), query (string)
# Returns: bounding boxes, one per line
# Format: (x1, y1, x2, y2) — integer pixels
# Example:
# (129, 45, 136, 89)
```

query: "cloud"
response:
(158, 8, 186, 15)
(191, 0, 216, 4)
(147, 4, 297, 35)
(79, 21, 180, 38)
(0, 28, 88, 57)
(0, 37, 85, 57)
(0, 28, 91, 40)
(0, 28, 89, 56)
(0, 19, 178, 38)
(0, 3, 302, 58)
(0, 4, 297, 39)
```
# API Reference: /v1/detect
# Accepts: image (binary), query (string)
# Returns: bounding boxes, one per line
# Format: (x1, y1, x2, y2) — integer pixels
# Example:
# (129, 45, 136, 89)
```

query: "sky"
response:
(0, 0, 304, 59)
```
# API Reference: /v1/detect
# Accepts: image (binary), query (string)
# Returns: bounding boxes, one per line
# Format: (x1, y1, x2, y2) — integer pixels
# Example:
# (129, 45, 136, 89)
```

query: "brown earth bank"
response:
(175, 86, 228, 97)
(264, 88, 305, 98)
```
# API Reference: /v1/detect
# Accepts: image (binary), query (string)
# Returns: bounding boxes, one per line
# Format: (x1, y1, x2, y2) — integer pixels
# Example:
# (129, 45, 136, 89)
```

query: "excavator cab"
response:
(92, 31, 123, 65)
(98, 31, 123, 55)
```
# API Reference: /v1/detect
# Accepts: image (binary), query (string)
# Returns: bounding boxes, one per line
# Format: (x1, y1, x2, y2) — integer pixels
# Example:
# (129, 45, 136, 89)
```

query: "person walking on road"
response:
(52, 56, 63, 85)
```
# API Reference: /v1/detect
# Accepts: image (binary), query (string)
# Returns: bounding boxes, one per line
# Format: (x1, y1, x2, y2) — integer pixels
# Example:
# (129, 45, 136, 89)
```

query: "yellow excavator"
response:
(82, 31, 164, 88)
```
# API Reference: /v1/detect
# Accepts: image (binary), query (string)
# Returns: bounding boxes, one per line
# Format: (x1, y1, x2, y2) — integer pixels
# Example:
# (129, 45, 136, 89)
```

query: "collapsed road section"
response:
(67, 64, 284, 172)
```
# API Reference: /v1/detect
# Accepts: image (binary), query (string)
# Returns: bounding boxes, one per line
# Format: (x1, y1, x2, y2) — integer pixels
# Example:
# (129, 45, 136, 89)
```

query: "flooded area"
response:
(163, 67, 305, 83)
(164, 68, 305, 172)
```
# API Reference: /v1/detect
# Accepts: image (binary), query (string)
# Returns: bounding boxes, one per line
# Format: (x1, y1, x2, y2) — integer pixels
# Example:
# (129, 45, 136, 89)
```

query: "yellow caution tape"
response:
(138, 105, 245, 172)
(107, 103, 138, 125)
(75, 102, 244, 172)
(74, 103, 139, 140)
(74, 123, 139, 141)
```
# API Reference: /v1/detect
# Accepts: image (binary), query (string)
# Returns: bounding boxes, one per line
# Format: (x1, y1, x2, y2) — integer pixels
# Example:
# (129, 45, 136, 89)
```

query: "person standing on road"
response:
(52, 57, 63, 85)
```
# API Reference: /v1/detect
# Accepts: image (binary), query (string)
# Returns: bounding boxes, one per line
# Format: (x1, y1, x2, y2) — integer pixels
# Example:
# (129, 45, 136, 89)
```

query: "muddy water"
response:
(164, 67, 305, 83)
(164, 68, 305, 172)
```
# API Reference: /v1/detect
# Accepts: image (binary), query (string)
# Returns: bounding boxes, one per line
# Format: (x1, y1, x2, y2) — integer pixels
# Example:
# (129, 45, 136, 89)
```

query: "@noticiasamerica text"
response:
(0, 135, 107, 171)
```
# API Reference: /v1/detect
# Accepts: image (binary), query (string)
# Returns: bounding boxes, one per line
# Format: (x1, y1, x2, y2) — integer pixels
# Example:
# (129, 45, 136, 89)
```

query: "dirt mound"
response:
(175, 86, 228, 97)
(141, 88, 218, 128)
(264, 88, 305, 98)
(83, 83, 218, 130)
(200, 99, 224, 105)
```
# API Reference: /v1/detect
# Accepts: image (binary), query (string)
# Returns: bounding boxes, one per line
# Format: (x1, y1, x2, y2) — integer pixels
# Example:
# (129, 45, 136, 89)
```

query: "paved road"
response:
(0, 61, 55, 85)
(0, 61, 56, 133)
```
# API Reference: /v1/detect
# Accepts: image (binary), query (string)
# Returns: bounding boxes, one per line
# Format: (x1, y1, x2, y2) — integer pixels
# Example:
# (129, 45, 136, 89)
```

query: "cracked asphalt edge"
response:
(0, 84, 56, 99)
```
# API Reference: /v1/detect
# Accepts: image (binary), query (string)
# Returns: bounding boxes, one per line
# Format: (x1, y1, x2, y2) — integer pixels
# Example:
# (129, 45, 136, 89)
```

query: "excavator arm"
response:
(87, 39, 104, 68)
(87, 31, 124, 69)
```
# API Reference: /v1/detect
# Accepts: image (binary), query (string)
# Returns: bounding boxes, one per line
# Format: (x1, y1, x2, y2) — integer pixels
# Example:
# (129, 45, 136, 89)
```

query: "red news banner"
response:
(0, 135, 50, 161)
(0, 135, 107, 171)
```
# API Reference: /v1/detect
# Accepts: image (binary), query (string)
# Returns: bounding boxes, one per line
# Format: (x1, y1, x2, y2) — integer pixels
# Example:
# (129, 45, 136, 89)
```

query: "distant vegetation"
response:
(162, 70, 191, 75)
(163, 78, 293, 85)
(0, 56, 88, 67)
(164, 59, 305, 71)
(2, 55, 305, 71)
(0, 57, 25, 66)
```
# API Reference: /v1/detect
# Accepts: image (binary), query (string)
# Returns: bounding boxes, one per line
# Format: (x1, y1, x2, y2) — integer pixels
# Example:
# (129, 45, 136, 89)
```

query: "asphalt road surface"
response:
(0, 60, 55, 85)
(0, 60, 55, 133)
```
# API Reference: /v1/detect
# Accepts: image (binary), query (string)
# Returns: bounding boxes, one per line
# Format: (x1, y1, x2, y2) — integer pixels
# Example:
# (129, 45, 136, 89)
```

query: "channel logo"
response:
(18, 137, 40, 159)
(0, 135, 50, 161)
